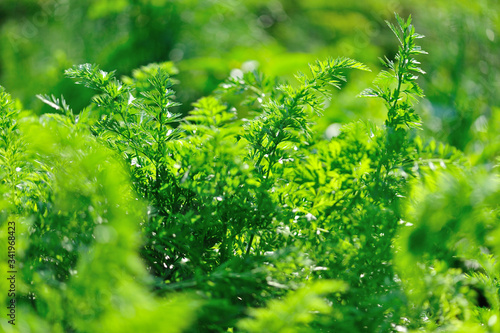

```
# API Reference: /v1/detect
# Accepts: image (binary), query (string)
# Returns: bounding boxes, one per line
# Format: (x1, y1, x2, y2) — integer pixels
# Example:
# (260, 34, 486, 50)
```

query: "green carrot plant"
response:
(1, 13, 498, 333)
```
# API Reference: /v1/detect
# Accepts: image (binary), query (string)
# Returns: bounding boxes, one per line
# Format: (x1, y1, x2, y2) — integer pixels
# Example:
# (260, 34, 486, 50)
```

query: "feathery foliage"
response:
(1, 14, 498, 333)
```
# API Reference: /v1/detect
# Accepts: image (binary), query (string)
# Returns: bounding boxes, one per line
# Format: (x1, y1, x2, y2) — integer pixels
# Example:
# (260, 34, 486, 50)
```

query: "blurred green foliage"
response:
(0, 2, 499, 333)
(1, 0, 498, 154)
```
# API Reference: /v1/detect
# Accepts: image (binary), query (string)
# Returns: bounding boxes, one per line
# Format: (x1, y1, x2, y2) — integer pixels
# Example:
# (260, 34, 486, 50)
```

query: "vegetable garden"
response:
(1, 2, 499, 332)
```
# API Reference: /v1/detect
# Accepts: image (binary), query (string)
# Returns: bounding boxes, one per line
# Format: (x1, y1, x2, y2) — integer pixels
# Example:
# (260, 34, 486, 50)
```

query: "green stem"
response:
(245, 233, 255, 256)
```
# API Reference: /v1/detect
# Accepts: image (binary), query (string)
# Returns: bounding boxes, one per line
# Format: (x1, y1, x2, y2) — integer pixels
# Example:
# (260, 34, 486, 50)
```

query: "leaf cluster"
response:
(1, 14, 498, 333)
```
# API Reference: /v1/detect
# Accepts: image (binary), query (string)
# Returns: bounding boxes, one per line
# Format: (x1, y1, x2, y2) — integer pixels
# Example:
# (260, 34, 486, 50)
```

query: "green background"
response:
(1, 0, 498, 153)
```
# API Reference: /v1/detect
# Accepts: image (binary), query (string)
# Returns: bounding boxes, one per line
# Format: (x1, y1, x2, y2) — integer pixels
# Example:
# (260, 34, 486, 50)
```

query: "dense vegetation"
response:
(1, 4, 499, 333)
